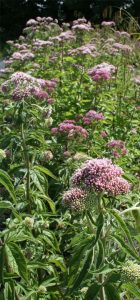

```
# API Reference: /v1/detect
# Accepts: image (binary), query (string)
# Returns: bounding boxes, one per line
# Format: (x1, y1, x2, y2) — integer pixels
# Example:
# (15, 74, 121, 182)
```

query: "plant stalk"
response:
(21, 122, 31, 211)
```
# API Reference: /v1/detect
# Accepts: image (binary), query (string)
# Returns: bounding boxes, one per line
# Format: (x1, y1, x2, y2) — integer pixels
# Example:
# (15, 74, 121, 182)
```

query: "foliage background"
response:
(0, 0, 140, 43)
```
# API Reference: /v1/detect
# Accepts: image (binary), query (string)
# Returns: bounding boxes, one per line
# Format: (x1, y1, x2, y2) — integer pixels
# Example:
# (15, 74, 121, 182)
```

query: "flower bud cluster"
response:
(63, 187, 87, 211)
(121, 261, 140, 282)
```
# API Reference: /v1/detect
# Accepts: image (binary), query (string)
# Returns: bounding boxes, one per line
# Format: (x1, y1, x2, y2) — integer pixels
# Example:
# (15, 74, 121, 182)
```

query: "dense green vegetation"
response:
(0, 16, 140, 299)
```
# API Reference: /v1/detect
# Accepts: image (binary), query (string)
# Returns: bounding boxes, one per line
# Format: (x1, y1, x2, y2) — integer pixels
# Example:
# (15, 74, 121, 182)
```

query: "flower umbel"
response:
(71, 158, 130, 196)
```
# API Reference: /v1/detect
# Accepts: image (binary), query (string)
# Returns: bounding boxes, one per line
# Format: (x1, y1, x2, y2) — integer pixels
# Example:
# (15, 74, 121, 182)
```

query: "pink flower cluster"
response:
(33, 39, 53, 49)
(82, 110, 104, 124)
(115, 31, 130, 38)
(50, 31, 75, 43)
(107, 140, 125, 148)
(72, 18, 92, 31)
(100, 131, 108, 138)
(134, 76, 140, 85)
(63, 187, 87, 211)
(68, 43, 97, 57)
(73, 18, 87, 25)
(26, 19, 38, 26)
(1, 72, 57, 101)
(31, 87, 49, 100)
(113, 43, 132, 54)
(51, 120, 88, 139)
(14, 43, 28, 50)
(88, 62, 116, 81)
(101, 21, 115, 27)
(72, 23, 92, 31)
(71, 158, 130, 196)
(107, 140, 127, 157)
(11, 51, 35, 61)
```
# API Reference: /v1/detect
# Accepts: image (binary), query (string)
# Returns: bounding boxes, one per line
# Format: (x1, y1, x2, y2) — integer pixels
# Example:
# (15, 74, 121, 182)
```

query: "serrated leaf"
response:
(96, 240, 104, 269)
(71, 249, 94, 291)
(104, 284, 121, 300)
(122, 282, 140, 298)
(4, 282, 15, 300)
(5, 244, 19, 275)
(30, 170, 45, 193)
(22, 291, 37, 300)
(0, 170, 16, 203)
(33, 165, 57, 180)
(0, 201, 21, 221)
(94, 212, 104, 245)
(39, 194, 56, 213)
(84, 283, 101, 300)
(0, 201, 13, 209)
(0, 246, 4, 283)
(110, 209, 133, 247)
(112, 234, 140, 261)
(8, 242, 28, 281)
(49, 257, 66, 272)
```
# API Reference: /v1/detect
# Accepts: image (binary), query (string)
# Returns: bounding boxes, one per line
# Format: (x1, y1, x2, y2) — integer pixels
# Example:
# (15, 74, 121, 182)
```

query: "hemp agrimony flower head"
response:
(121, 261, 140, 282)
(71, 158, 130, 196)
(101, 21, 115, 27)
(88, 62, 116, 81)
(63, 187, 88, 212)
(112, 43, 132, 54)
(1, 71, 57, 101)
(51, 120, 88, 139)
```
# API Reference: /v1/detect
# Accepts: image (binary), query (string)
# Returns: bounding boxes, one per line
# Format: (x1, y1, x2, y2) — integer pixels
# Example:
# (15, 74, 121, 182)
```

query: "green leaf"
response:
(84, 283, 101, 300)
(27, 262, 55, 275)
(22, 291, 37, 300)
(5, 245, 19, 275)
(96, 240, 104, 269)
(0, 170, 16, 203)
(71, 249, 94, 291)
(89, 212, 104, 249)
(0, 201, 21, 221)
(8, 242, 28, 281)
(94, 212, 104, 245)
(39, 194, 56, 213)
(122, 282, 140, 298)
(92, 265, 116, 275)
(33, 165, 58, 180)
(121, 206, 140, 215)
(104, 284, 121, 300)
(107, 273, 121, 284)
(0, 201, 13, 209)
(110, 209, 133, 247)
(4, 282, 15, 300)
(0, 246, 4, 283)
(49, 257, 66, 272)
(27, 262, 50, 270)
(30, 170, 45, 193)
(112, 234, 140, 261)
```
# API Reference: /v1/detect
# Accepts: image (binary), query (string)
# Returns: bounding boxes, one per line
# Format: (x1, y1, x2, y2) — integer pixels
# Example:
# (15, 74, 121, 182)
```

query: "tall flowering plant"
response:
(0, 14, 140, 300)
(62, 158, 140, 299)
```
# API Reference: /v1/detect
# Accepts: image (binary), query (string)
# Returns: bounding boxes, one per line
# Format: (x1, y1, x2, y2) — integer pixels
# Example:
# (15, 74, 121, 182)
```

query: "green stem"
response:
(98, 194, 105, 300)
(99, 274, 105, 300)
(21, 123, 31, 211)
